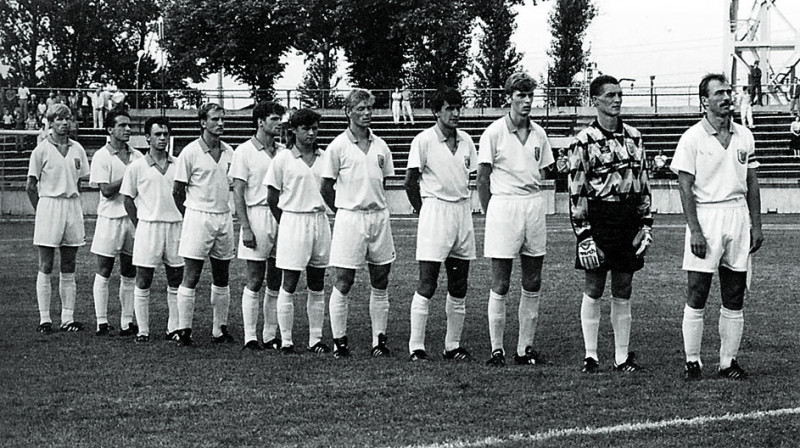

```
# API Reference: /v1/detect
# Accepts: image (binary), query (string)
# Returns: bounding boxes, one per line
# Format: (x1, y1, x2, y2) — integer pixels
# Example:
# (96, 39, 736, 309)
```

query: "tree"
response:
(473, 0, 524, 108)
(547, 0, 596, 106)
(163, 0, 297, 99)
(0, 0, 50, 84)
(398, 0, 474, 96)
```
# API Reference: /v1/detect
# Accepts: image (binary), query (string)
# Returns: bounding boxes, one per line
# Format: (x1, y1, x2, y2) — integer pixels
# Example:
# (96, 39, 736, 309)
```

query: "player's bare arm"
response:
(172, 180, 187, 216)
(677, 171, 706, 259)
(745, 168, 763, 253)
(232, 178, 256, 249)
(266, 185, 282, 223)
(320, 177, 337, 213)
(97, 178, 123, 199)
(26, 176, 39, 210)
(403, 168, 422, 213)
(123, 194, 138, 227)
(476, 163, 492, 213)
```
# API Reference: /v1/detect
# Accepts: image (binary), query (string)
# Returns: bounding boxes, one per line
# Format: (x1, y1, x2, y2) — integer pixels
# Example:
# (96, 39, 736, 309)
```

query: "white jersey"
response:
(230, 136, 284, 207)
(174, 137, 233, 213)
(408, 125, 477, 202)
(27, 135, 90, 198)
(321, 128, 394, 211)
(265, 147, 327, 213)
(90, 143, 143, 218)
(477, 114, 554, 197)
(670, 118, 759, 204)
(120, 153, 182, 223)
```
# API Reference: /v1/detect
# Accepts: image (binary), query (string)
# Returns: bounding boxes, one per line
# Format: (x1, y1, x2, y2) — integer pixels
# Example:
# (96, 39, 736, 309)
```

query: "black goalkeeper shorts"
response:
(574, 200, 645, 273)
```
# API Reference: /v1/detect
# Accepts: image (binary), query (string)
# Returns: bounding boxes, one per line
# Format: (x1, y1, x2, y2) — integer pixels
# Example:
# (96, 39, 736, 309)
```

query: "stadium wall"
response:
(2, 179, 799, 216)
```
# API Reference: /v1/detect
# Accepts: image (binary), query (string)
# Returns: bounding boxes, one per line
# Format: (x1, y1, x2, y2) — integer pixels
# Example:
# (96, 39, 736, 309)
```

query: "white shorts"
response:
(484, 194, 546, 259)
(682, 198, 751, 273)
(178, 208, 235, 261)
(275, 211, 331, 271)
(91, 215, 135, 257)
(237, 205, 278, 261)
(416, 198, 475, 262)
(133, 221, 184, 268)
(330, 208, 395, 269)
(33, 197, 85, 247)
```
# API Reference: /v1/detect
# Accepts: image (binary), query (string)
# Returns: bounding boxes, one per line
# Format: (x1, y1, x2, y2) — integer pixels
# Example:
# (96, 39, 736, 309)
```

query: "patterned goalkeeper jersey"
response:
(567, 119, 653, 240)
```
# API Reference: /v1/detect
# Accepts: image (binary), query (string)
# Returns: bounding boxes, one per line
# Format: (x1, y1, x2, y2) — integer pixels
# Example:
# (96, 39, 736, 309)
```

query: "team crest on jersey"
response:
(736, 148, 747, 164)
(464, 156, 471, 170)
(74, 158, 81, 170)
(533, 147, 541, 161)
(377, 155, 385, 168)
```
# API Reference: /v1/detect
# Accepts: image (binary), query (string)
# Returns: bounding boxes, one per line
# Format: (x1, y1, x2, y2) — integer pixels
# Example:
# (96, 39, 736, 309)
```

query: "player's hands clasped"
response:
(578, 237, 604, 270)
(632, 226, 653, 257)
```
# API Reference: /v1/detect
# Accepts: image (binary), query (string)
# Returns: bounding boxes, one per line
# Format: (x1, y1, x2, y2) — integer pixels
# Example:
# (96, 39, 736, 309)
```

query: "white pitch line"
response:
(404, 407, 800, 448)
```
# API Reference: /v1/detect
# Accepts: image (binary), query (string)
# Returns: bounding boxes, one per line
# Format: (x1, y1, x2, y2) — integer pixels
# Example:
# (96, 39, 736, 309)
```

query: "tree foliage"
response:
(162, 0, 297, 99)
(547, 0, 596, 106)
(473, 0, 524, 108)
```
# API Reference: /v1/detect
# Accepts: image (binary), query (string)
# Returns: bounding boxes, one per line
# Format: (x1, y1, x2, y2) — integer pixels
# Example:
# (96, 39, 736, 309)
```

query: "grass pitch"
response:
(1, 214, 799, 447)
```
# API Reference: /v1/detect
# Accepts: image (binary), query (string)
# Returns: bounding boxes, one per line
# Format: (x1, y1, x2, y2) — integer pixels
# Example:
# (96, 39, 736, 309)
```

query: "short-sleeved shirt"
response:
(567, 119, 653, 240)
(17, 87, 30, 100)
(265, 147, 327, 213)
(477, 114, 554, 196)
(27, 135, 90, 198)
(407, 125, 477, 202)
(321, 129, 394, 211)
(670, 118, 759, 204)
(90, 143, 143, 218)
(120, 153, 182, 223)
(174, 137, 233, 213)
(230, 136, 284, 207)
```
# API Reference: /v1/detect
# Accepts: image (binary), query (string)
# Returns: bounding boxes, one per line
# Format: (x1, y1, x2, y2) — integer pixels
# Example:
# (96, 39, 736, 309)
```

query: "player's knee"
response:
(447, 280, 468, 299)
(416, 281, 436, 299)
(521, 276, 541, 293)
(611, 284, 632, 299)
(246, 277, 264, 292)
(492, 278, 511, 296)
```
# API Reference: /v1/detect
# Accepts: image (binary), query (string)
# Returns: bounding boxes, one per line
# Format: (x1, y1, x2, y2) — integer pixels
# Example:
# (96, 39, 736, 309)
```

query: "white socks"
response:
(682, 304, 705, 364)
(719, 307, 744, 370)
(580, 293, 601, 360)
(488, 290, 506, 353)
(329, 287, 349, 339)
(369, 287, 389, 347)
(166, 287, 179, 334)
(307, 289, 325, 347)
(262, 289, 279, 341)
(93, 274, 109, 328)
(119, 276, 135, 328)
(444, 294, 465, 352)
(177, 285, 196, 330)
(409, 292, 430, 352)
(210, 284, 230, 338)
(37, 272, 52, 324)
(517, 289, 540, 357)
(277, 288, 295, 347)
(134, 287, 150, 336)
(59, 273, 76, 325)
(241, 287, 260, 344)
(610, 297, 632, 365)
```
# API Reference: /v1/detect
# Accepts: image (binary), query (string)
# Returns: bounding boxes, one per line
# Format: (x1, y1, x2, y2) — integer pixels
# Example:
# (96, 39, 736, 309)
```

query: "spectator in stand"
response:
(17, 82, 31, 118)
(37, 97, 47, 122)
(790, 116, 800, 157)
(80, 89, 92, 126)
(14, 105, 24, 130)
(111, 88, 127, 110)
(26, 111, 38, 130)
(55, 90, 67, 105)
(401, 87, 415, 125)
(91, 85, 105, 128)
(46, 92, 56, 109)
(790, 78, 800, 118)
(653, 150, 669, 173)
(2, 108, 12, 129)
(391, 88, 402, 125)
(737, 87, 754, 129)
(749, 61, 763, 106)
(68, 91, 79, 117)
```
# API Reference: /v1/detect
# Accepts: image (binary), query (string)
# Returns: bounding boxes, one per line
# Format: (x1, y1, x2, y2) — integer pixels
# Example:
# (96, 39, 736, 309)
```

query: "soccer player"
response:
(321, 89, 395, 358)
(568, 75, 653, 374)
(26, 103, 90, 332)
(671, 73, 763, 381)
(404, 86, 477, 362)
(90, 108, 142, 336)
(476, 73, 554, 367)
(265, 108, 330, 354)
(120, 116, 183, 343)
(231, 101, 286, 350)
(172, 103, 236, 346)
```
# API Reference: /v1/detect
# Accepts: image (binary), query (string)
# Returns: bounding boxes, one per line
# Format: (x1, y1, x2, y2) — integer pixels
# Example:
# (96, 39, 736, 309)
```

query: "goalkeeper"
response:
(567, 75, 653, 374)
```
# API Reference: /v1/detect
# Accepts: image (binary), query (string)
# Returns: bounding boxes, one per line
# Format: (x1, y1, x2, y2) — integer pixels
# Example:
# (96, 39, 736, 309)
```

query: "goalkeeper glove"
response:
(578, 237, 604, 270)
(632, 226, 653, 257)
